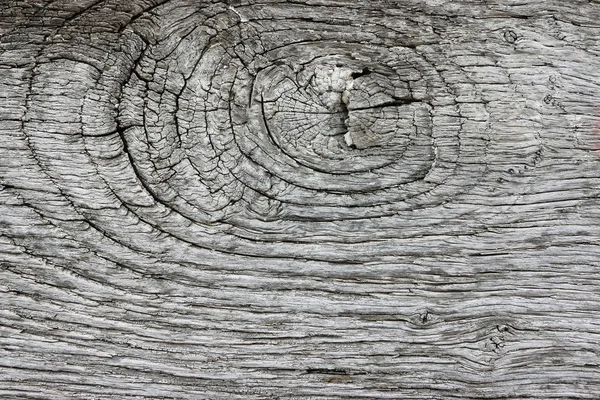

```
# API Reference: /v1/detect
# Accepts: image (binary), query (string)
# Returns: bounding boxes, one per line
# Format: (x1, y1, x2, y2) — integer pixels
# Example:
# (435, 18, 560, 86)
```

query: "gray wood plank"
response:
(1, 0, 599, 398)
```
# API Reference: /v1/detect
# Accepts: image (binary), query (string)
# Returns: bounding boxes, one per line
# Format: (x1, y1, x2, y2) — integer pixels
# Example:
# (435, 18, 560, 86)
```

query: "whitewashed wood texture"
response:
(1, 0, 600, 398)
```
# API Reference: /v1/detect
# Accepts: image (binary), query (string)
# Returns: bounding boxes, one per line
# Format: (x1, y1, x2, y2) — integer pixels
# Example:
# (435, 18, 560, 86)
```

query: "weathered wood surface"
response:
(1, 0, 600, 398)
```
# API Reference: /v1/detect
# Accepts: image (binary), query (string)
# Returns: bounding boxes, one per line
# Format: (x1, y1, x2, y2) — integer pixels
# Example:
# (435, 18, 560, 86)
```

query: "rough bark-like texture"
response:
(1, 0, 600, 398)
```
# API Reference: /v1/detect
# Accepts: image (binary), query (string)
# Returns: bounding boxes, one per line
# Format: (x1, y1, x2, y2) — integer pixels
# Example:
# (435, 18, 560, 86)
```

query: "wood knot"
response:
(341, 67, 424, 149)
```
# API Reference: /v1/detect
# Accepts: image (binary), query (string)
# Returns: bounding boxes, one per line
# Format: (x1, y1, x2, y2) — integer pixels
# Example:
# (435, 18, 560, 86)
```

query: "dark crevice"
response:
(350, 67, 371, 79)
(338, 92, 351, 141)
(348, 96, 420, 112)
(305, 368, 349, 375)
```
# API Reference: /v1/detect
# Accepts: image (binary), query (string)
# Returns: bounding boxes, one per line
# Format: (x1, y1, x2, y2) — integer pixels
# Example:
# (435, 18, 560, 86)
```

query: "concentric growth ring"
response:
(112, 4, 469, 224)
(24, 1, 541, 259)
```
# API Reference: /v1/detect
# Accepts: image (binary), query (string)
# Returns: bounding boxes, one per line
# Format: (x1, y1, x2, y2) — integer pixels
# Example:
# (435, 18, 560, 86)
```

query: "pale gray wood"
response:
(1, 0, 600, 398)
